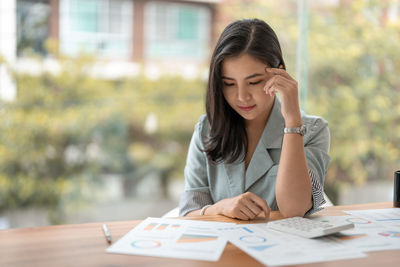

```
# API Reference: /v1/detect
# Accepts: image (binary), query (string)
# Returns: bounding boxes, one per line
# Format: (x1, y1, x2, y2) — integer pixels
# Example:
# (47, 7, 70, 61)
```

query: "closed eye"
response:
(223, 82, 235, 86)
(249, 80, 263, 85)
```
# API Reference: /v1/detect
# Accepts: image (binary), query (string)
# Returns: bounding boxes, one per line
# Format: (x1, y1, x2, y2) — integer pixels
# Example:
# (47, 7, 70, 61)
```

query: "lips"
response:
(238, 104, 256, 112)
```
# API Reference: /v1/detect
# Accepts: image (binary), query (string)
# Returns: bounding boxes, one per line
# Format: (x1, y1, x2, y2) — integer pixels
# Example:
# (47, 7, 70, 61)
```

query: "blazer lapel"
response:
(245, 97, 285, 190)
(224, 160, 245, 196)
(245, 145, 275, 190)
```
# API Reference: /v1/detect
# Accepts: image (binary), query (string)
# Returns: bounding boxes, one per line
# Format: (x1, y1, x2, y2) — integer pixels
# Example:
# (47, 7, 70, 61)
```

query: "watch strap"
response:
(284, 125, 306, 136)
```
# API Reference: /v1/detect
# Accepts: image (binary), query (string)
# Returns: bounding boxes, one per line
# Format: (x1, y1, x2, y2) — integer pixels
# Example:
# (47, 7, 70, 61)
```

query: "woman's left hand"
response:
(263, 68, 302, 127)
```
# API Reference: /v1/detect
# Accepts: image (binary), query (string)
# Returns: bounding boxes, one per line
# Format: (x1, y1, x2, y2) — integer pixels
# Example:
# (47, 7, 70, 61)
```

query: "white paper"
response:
(345, 208, 400, 227)
(106, 217, 235, 261)
(217, 223, 366, 266)
(339, 209, 400, 251)
(311, 214, 400, 252)
(106, 211, 400, 265)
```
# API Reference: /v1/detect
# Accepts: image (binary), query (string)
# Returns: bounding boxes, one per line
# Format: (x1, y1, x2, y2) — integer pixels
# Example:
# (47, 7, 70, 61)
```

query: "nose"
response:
(237, 85, 251, 102)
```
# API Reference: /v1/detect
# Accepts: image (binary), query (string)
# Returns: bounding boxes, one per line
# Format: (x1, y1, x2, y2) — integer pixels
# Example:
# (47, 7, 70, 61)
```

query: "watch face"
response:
(300, 125, 306, 135)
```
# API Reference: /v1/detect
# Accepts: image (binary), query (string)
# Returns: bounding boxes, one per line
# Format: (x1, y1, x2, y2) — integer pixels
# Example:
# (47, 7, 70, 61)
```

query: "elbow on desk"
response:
(277, 205, 308, 218)
(279, 210, 305, 218)
(275, 193, 313, 218)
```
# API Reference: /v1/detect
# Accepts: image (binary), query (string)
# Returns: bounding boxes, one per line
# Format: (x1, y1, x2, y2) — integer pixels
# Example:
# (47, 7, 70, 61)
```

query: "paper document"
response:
(345, 208, 400, 226)
(106, 211, 400, 265)
(107, 217, 234, 261)
(311, 213, 400, 252)
(339, 209, 400, 251)
(217, 223, 366, 266)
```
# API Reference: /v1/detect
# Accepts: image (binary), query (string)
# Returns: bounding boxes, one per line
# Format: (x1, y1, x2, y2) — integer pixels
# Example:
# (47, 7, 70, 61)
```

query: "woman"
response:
(179, 19, 330, 220)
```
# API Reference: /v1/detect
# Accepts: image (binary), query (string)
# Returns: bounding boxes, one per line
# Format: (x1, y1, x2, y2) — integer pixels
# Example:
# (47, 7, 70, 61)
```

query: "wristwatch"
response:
(284, 125, 306, 136)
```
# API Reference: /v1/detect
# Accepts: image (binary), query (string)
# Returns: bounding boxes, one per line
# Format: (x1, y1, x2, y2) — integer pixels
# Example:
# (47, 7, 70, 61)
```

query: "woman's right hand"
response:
(211, 192, 271, 220)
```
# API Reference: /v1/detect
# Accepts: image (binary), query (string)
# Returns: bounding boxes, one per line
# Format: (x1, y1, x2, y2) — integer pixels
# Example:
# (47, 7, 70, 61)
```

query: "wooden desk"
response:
(0, 202, 399, 267)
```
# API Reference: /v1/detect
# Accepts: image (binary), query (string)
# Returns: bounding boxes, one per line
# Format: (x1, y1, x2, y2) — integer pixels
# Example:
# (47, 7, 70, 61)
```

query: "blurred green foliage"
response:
(0, 51, 205, 219)
(2, 0, 400, 219)
(223, 0, 400, 202)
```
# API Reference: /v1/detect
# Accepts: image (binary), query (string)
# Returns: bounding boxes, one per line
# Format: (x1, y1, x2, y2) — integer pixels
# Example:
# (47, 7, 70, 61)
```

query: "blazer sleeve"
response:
(303, 117, 331, 215)
(178, 117, 213, 216)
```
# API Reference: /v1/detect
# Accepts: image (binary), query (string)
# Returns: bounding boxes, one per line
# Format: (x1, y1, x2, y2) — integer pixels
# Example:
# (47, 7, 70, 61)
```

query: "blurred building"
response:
(48, 0, 219, 63)
(0, 0, 220, 100)
(0, 0, 17, 100)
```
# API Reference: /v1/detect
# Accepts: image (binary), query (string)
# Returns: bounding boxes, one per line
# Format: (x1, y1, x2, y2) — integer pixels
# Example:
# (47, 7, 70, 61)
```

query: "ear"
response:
(279, 64, 284, 69)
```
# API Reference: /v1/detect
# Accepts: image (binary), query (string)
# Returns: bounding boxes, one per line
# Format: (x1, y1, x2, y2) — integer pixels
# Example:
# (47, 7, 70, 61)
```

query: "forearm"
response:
(275, 133, 313, 217)
(184, 193, 270, 220)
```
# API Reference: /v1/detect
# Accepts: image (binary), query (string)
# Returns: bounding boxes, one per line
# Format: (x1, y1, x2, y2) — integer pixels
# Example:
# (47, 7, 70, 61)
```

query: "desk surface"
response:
(0, 202, 398, 267)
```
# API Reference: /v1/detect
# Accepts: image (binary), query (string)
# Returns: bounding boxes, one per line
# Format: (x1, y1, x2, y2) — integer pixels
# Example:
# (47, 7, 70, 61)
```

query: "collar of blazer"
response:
(224, 97, 285, 194)
(260, 96, 285, 150)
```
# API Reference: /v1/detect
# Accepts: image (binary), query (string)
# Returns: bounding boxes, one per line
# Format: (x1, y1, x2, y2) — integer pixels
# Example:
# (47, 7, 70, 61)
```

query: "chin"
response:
(239, 114, 256, 121)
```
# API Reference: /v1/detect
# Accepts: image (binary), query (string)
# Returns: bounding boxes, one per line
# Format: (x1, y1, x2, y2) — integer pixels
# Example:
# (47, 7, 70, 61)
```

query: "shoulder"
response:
(302, 113, 328, 132)
(194, 114, 210, 138)
(301, 112, 330, 145)
(188, 115, 211, 149)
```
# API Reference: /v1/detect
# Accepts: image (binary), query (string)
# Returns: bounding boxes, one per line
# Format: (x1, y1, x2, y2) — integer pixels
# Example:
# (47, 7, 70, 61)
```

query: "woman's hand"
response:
(263, 68, 302, 127)
(213, 192, 270, 220)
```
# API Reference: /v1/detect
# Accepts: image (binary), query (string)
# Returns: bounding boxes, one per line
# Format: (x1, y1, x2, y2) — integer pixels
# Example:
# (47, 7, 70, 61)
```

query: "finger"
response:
(231, 205, 249, 220)
(240, 205, 258, 220)
(247, 194, 270, 218)
(236, 202, 256, 219)
(242, 198, 262, 217)
(242, 192, 270, 217)
(267, 68, 297, 86)
(236, 193, 259, 219)
(266, 84, 285, 96)
(236, 210, 250, 220)
(264, 206, 271, 220)
(266, 67, 292, 79)
(263, 74, 278, 90)
(263, 75, 290, 92)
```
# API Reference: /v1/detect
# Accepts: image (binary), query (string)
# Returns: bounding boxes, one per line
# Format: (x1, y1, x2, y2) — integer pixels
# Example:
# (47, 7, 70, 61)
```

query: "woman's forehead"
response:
(221, 54, 267, 77)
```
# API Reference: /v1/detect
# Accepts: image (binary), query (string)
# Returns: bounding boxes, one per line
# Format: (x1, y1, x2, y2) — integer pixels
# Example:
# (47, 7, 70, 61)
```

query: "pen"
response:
(102, 224, 112, 244)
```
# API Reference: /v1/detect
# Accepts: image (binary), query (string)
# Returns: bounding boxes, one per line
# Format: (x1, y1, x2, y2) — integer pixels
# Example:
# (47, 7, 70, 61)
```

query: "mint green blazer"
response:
(179, 97, 331, 216)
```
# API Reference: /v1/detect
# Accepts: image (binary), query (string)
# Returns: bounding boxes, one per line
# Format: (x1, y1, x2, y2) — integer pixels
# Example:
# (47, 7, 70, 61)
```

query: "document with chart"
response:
(345, 208, 400, 227)
(311, 214, 400, 252)
(106, 217, 234, 261)
(217, 223, 366, 266)
(336, 209, 400, 251)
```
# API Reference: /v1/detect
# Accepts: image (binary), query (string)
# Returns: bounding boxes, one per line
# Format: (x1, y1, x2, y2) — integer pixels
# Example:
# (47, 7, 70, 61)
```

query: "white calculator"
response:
(267, 217, 355, 238)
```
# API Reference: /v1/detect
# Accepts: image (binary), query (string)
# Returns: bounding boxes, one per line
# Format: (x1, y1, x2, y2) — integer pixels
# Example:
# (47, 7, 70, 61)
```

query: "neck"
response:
(245, 102, 274, 137)
(245, 116, 267, 136)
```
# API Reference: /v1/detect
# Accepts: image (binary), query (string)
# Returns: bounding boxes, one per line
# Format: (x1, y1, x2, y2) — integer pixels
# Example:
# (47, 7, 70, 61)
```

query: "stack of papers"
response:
(107, 217, 234, 261)
(107, 208, 400, 266)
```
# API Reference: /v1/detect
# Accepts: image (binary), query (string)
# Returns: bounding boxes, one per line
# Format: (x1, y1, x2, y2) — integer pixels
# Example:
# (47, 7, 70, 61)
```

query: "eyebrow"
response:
(221, 73, 264, 80)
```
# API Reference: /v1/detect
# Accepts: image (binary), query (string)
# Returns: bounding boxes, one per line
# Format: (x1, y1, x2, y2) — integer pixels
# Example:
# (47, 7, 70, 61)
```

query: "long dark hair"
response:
(204, 18, 286, 164)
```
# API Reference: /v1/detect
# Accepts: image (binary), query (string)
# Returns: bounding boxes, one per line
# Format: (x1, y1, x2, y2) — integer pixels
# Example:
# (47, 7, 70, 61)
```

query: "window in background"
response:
(16, 0, 49, 56)
(144, 1, 211, 60)
(59, 0, 133, 59)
